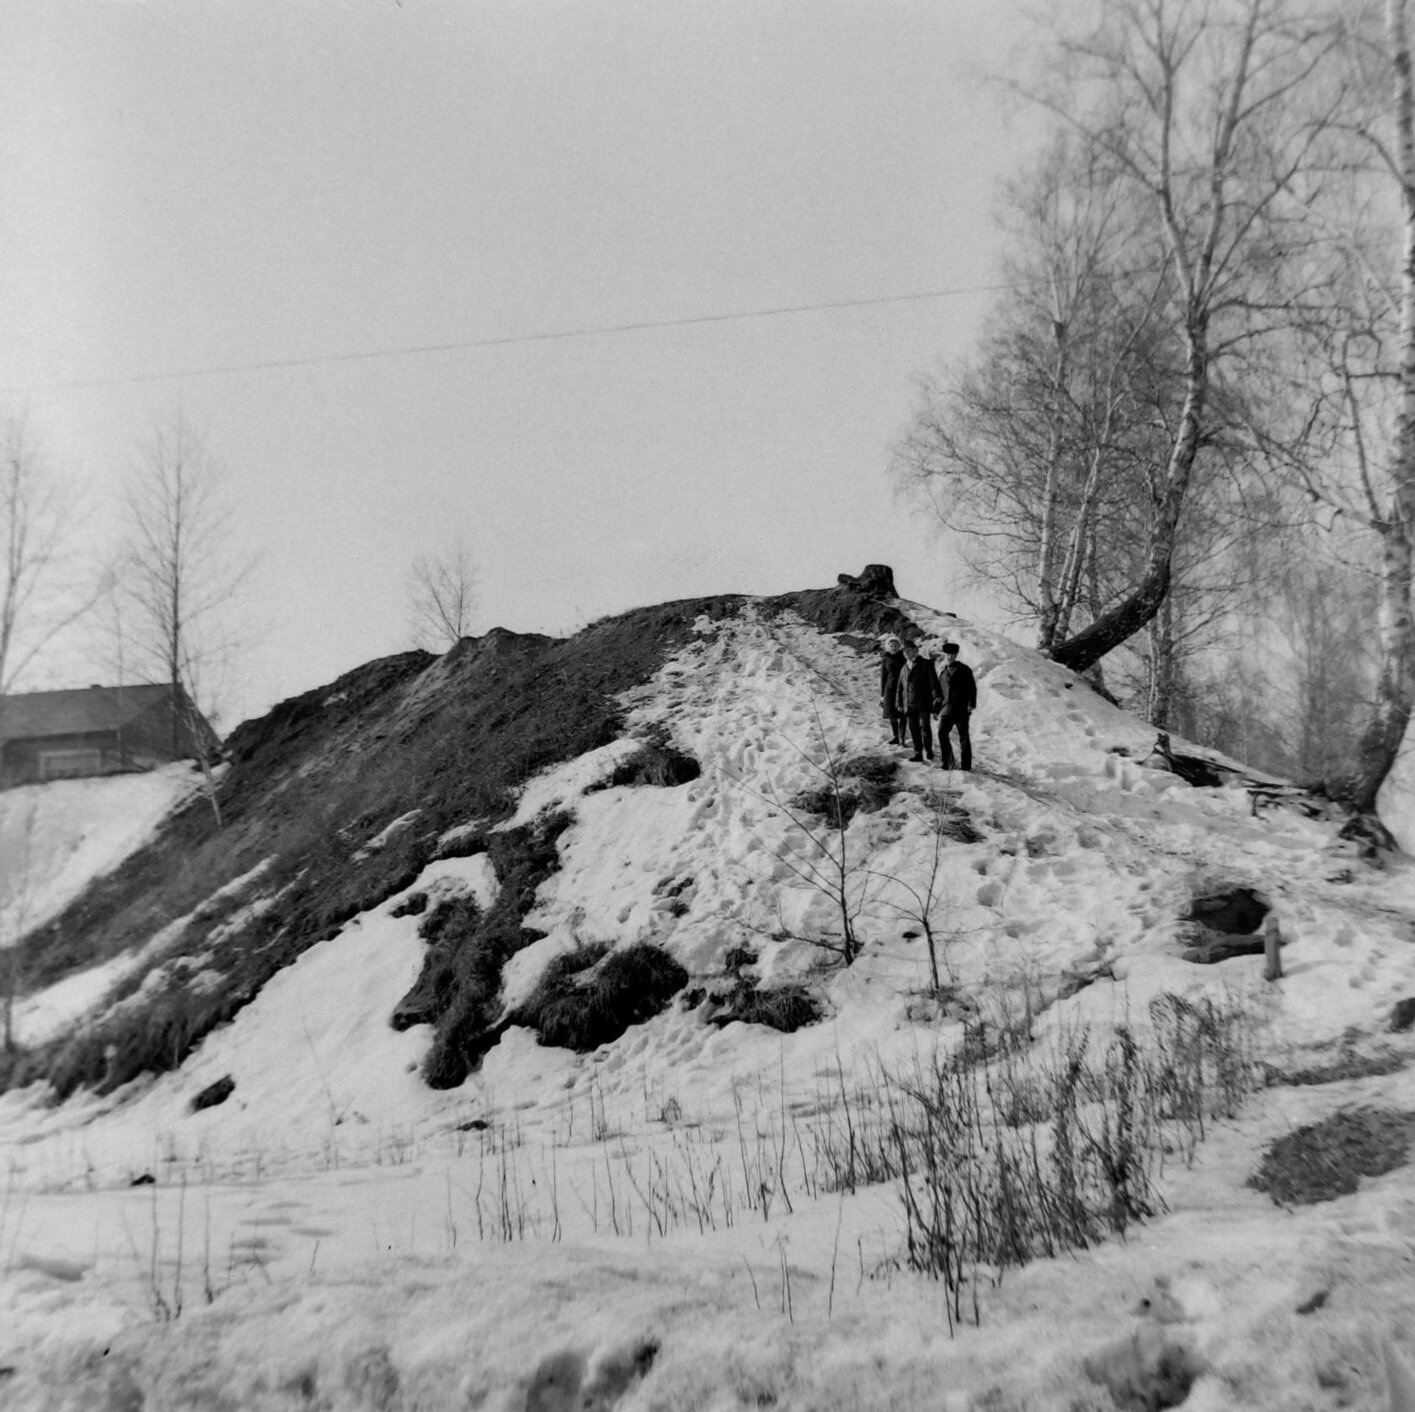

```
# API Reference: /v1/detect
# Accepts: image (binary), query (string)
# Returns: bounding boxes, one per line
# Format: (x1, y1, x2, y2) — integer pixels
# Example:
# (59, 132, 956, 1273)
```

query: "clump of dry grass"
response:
(711, 981, 821, 1033)
(513, 942, 688, 1052)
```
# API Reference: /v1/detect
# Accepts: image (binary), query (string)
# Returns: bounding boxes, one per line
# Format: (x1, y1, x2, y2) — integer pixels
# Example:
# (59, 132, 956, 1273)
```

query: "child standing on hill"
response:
(879, 635, 906, 746)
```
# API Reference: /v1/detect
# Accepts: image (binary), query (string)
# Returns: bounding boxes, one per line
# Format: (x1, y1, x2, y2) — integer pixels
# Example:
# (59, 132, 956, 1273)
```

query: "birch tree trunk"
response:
(1353, 0, 1415, 811)
(1036, 315, 1072, 653)
(1147, 590, 1177, 729)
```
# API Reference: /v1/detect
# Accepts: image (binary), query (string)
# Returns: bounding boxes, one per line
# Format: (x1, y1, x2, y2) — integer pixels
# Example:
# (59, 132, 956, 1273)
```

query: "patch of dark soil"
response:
(590, 737, 701, 790)
(1276, 1047, 1406, 1087)
(512, 942, 688, 1052)
(758, 585, 916, 643)
(1179, 887, 1272, 964)
(223, 650, 438, 771)
(1184, 887, 1268, 935)
(1248, 1107, 1415, 1205)
(1389, 997, 1415, 1033)
(789, 753, 899, 830)
(190, 1075, 235, 1112)
(922, 789, 984, 843)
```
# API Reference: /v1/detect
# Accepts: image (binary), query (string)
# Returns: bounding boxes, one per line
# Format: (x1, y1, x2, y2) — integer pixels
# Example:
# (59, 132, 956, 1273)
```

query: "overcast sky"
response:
(1, 0, 1033, 727)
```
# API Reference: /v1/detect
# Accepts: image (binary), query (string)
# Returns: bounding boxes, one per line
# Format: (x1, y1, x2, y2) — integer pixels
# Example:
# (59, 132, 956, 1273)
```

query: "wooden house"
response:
(0, 684, 218, 789)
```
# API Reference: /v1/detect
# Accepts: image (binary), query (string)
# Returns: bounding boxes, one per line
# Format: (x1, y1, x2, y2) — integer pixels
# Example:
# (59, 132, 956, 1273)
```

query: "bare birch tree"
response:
(895, 136, 1167, 656)
(970, 0, 1341, 675)
(407, 534, 477, 651)
(895, 116, 1282, 724)
(122, 417, 250, 824)
(0, 415, 96, 698)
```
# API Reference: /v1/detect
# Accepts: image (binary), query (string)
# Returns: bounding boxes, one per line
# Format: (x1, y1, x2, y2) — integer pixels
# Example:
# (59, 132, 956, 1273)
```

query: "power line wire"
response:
(4, 281, 1008, 394)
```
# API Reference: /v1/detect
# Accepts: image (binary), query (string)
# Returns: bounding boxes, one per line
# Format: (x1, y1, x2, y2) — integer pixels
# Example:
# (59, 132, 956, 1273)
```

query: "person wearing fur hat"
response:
(936, 641, 977, 771)
(879, 635, 907, 746)
(895, 638, 943, 762)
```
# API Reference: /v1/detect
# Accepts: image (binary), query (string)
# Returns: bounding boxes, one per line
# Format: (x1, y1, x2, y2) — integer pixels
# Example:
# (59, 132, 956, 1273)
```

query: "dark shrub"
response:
(419, 812, 574, 1087)
(434, 830, 489, 862)
(516, 942, 688, 1052)
(514, 943, 611, 1047)
(712, 982, 821, 1033)
(391, 894, 484, 1031)
(922, 789, 983, 843)
(722, 945, 757, 973)
(790, 755, 898, 830)
(789, 785, 858, 830)
(417, 895, 481, 945)
(839, 754, 897, 787)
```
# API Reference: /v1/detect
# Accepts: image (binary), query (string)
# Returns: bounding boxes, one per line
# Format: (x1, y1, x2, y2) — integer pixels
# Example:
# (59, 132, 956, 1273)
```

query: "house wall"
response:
(127, 695, 213, 761)
(0, 732, 162, 789)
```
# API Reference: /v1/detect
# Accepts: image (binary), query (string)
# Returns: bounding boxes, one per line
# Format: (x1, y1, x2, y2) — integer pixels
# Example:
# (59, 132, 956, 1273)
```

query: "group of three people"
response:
(879, 634, 976, 769)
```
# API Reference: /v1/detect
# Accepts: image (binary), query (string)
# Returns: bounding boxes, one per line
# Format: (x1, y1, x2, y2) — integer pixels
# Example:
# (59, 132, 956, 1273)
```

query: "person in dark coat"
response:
(895, 639, 942, 762)
(936, 641, 977, 771)
(879, 635, 907, 745)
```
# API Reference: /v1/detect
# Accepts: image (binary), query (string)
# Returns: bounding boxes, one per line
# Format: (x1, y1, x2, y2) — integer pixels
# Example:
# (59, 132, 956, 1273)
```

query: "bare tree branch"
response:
(407, 535, 477, 651)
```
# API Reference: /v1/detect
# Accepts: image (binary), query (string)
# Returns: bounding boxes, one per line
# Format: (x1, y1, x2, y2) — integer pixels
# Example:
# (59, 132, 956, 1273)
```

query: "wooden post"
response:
(1263, 918, 1282, 983)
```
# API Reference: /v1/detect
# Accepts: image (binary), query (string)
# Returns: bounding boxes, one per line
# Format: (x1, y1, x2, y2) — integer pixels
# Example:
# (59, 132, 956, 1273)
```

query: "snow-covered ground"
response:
(0, 763, 201, 942)
(1, 602, 1413, 1410)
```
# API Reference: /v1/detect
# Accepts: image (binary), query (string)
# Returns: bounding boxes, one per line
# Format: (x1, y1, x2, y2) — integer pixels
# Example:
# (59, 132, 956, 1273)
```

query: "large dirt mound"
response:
(3, 585, 909, 1097)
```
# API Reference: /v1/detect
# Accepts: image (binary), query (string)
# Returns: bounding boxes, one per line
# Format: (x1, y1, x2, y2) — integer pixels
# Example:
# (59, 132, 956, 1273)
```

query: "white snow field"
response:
(0, 764, 201, 941)
(0, 765, 204, 1049)
(2, 601, 1414, 1410)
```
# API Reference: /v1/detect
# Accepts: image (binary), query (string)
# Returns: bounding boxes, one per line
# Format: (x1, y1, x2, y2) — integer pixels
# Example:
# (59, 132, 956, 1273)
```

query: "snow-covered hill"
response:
(1, 591, 1412, 1410)
(0, 766, 202, 1047)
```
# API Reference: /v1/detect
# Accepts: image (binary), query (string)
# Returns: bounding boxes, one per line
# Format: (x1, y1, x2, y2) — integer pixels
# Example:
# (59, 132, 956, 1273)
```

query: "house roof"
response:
(0, 684, 184, 743)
